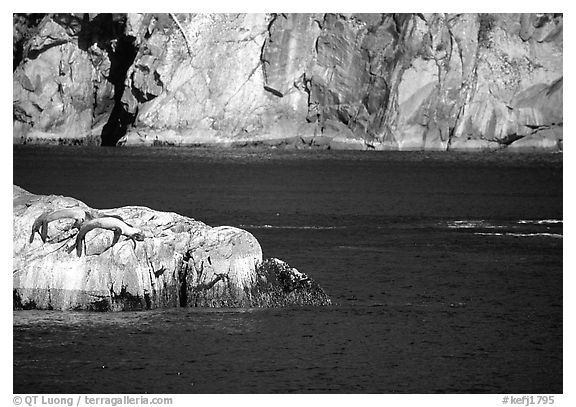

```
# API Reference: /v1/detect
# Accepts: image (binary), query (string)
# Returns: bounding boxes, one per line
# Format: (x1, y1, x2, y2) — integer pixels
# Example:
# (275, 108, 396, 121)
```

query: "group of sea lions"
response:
(29, 207, 145, 256)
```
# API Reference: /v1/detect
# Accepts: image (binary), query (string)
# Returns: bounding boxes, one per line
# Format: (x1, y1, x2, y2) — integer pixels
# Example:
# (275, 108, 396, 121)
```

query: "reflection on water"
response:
(13, 147, 562, 393)
(473, 232, 563, 238)
(14, 308, 263, 335)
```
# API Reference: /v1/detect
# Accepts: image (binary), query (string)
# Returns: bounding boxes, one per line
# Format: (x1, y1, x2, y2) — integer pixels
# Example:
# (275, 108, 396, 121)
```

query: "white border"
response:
(3, 3, 571, 405)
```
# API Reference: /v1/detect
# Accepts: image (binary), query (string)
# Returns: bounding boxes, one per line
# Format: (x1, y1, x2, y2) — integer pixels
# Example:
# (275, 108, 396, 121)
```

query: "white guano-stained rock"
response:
(13, 186, 333, 310)
(13, 186, 262, 310)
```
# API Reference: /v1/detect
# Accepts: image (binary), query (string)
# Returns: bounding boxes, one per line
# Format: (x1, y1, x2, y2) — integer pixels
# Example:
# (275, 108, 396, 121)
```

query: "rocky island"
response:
(13, 185, 332, 311)
(13, 13, 562, 152)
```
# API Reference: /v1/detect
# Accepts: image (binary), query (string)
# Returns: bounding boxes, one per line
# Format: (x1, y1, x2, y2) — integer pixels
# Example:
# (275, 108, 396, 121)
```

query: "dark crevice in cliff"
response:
(26, 40, 70, 60)
(547, 77, 563, 95)
(266, 13, 279, 33)
(261, 13, 286, 98)
(179, 252, 191, 307)
(495, 133, 525, 146)
(264, 86, 283, 98)
(100, 34, 138, 146)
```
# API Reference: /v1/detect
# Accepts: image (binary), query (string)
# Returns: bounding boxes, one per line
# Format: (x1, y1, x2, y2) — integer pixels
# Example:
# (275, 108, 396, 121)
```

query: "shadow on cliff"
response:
(36, 14, 139, 146)
(99, 35, 138, 146)
(84, 15, 138, 147)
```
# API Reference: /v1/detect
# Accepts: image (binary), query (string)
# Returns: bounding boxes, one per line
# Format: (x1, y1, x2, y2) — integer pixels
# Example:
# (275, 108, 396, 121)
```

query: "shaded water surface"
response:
(13, 146, 562, 393)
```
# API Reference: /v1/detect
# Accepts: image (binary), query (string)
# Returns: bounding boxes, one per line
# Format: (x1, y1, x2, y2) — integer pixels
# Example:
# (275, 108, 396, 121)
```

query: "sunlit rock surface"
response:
(13, 13, 562, 151)
(13, 186, 332, 310)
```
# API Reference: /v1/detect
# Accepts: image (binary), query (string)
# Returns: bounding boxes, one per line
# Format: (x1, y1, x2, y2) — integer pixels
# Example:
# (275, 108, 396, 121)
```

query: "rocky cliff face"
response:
(13, 186, 332, 310)
(13, 13, 562, 151)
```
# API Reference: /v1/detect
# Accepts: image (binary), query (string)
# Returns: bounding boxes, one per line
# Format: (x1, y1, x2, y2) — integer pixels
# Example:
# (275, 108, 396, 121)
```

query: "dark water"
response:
(13, 146, 562, 393)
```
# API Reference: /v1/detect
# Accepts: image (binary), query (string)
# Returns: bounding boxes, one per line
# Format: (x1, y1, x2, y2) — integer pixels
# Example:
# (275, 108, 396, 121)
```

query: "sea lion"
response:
(30, 208, 125, 244)
(30, 207, 95, 243)
(75, 217, 145, 257)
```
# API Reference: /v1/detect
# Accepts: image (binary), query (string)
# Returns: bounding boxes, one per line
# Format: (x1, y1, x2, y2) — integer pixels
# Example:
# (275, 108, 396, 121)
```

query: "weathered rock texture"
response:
(13, 13, 562, 151)
(13, 186, 332, 310)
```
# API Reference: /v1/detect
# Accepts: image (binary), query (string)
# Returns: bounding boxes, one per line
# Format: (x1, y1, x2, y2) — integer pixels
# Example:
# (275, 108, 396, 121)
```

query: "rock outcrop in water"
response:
(13, 13, 562, 151)
(13, 185, 332, 311)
